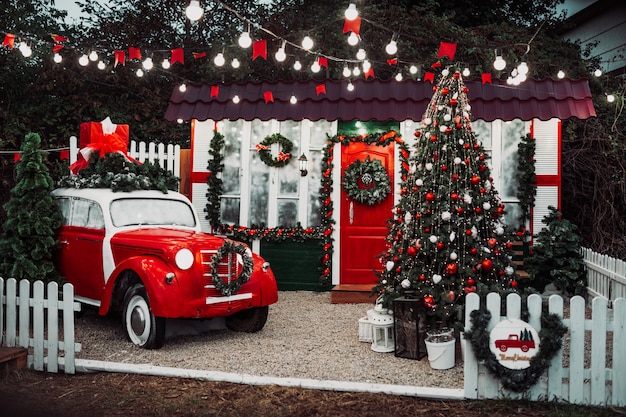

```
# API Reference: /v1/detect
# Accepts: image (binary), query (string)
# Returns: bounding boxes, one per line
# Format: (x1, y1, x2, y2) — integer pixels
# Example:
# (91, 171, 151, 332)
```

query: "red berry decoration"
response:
(430, 135, 437, 143)
(446, 263, 458, 275)
(481, 259, 493, 271)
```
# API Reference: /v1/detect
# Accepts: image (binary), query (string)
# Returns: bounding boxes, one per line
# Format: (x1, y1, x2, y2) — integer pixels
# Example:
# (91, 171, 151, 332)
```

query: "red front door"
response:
(340, 142, 395, 285)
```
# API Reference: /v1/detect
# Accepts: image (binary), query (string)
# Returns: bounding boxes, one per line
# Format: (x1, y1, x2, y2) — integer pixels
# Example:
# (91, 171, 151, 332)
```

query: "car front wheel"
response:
(226, 306, 269, 333)
(122, 284, 165, 349)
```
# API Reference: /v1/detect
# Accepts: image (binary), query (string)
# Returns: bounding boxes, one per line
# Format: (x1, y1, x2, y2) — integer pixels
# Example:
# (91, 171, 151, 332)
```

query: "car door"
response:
(56, 197, 106, 302)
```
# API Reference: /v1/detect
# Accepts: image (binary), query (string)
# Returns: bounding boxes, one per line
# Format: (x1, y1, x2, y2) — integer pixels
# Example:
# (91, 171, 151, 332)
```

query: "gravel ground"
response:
(74, 291, 464, 388)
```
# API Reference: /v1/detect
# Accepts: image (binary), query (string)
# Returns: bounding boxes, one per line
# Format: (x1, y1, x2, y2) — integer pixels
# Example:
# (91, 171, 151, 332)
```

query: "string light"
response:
(142, 57, 153, 70)
(352, 66, 361, 76)
(356, 48, 366, 60)
(136, 68, 144, 77)
(347, 32, 359, 46)
(607, 93, 615, 103)
(594, 68, 602, 77)
(53, 53, 62, 63)
(89, 50, 98, 61)
(289, 93, 297, 104)
(238, 28, 252, 48)
(362, 59, 371, 72)
(78, 54, 89, 66)
(409, 65, 418, 75)
(185, 0, 203, 21)
(301, 35, 314, 51)
(385, 37, 397, 55)
(231, 58, 240, 68)
(97, 60, 106, 70)
(493, 49, 506, 71)
(214, 52, 225, 66)
(462, 67, 470, 77)
(18, 42, 32, 57)
(347, 81, 354, 91)
(162, 58, 171, 69)
(342, 65, 351, 77)
(179, 83, 187, 92)
(275, 40, 287, 62)
(311, 58, 321, 73)
(293, 60, 302, 70)
(395, 72, 403, 81)
(232, 94, 240, 103)
(344, 3, 358, 21)
(557, 70, 565, 79)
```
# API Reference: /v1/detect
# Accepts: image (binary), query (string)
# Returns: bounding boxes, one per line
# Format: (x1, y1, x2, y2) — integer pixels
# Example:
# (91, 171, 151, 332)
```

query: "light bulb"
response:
(356, 48, 366, 60)
(232, 94, 240, 104)
(136, 68, 144, 77)
(409, 65, 418, 75)
(19, 43, 32, 57)
(79, 54, 89, 66)
(142, 57, 153, 70)
(347, 32, 359, 46)
(517, 61, 528, 75)
(185, 0, 203, 21)
(293, 60, 302, 70)
(557, 70, 565, 79)
(162, 58, 171, 69)
(238, 31, 252, 48)
(594, 68, 602, 77)
(214, 52, 225, 66)
(362, 59, 371, 72)
(89, 50, 98, 61)
(344, 3, 358, 20)
(395, 72, 403, 81)
(179, 83, 187, 92)
(53, 53, 62, 63)
(311, 59, 321, 73)
(347, 81, 354, 92)
(343, 65, 351, 78)
(275, 46, 286, 62)
(290, 94, 297, 104)
(462, 67, 470, 77)
(493, 55, 506, 71)
(352, 66, 361, 76)
(177, 118, 184, 124)
(231, 58, 240, 68)
(385, 40, 397, 55)
(301, 35, 314, 51)
(607, 94, 615, 103)
(97, 60, 106, 70)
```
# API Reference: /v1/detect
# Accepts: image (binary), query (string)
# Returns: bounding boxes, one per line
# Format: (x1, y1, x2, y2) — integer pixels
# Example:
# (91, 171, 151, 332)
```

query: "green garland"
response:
(516, 133, 536, 229)
(206, 130, 225, 231)
(465, 308, 567, 393)
(341, 156, 391, 205)
(257, 133, 293, 168)
(211, 240, 254, 296)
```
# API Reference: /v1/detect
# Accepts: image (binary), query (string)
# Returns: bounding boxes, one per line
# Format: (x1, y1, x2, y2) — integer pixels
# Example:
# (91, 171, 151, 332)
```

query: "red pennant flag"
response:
(192, 51, 206, 59)
(387, 58, 398, 65)
(114, 50, 126, 67)
(481, 73, 493, 84)
(171, 48, 184, 65)
(343, 16, 361, 35)
(318, 57, 328, 68)
(253, 40, 267, 60)
(51, 34, 68, 42)
(437, 42, 457, 60)
(315, 84, 326, 96)
(14, 153, 20, 162)
(2, 33, 15, 49)
(263, 91, 274, 103)
(210, 85, 219, 98)
(60, 150, 69, 160)
(365, 68, 375, 79)
(53, 44, 64, 53)
(129, 47, 141, 60)
(424, 72, 435, 83)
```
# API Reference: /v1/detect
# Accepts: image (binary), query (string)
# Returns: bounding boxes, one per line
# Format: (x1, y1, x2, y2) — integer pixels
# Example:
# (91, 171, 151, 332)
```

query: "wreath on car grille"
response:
(341, 156, 391, 205)
(256, 133, 293, 168)
(211, 241, 254, 296)
(464, 308, 567, 393)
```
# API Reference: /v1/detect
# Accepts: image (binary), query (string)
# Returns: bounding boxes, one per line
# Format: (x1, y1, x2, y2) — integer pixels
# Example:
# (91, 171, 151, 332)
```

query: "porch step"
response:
(0, 347, 28, 374)
(331, 284, 377, 304)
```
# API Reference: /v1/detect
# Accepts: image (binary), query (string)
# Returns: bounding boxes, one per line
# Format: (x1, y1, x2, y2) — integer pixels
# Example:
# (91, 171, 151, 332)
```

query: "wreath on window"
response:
(464, 308, 567, 393)
(210, 240, 254, 296)
(341, 156, 391, 205)
(256, 133, 293, 168)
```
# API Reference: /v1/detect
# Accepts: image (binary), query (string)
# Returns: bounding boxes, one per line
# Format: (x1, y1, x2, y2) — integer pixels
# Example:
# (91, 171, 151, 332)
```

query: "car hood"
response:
(110, 228, 231, 250)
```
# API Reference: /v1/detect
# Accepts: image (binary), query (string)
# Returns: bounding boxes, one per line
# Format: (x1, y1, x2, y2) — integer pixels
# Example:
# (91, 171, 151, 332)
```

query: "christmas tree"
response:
(374, 67, 519, 327)
(0, 132, 63, 283)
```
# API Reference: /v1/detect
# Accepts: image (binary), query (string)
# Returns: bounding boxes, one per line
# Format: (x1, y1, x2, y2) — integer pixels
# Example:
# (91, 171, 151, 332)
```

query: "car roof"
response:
(52, 188, 191, 206)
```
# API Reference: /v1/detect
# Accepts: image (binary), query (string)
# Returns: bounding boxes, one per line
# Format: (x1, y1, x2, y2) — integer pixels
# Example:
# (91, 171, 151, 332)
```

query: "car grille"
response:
(201, 249, 245, 298)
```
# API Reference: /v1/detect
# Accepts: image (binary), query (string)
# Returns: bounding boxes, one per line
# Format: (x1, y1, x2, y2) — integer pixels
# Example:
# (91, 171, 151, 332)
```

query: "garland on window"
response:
(464, 307, 567, 393)
(341, 156, 391, 205)
(210, 240, 254, 296)
(206, 130, 225, 231)
(256, 133, 293, 168)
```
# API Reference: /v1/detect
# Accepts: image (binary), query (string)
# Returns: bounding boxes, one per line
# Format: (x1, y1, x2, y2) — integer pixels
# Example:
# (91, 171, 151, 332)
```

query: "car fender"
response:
(98, 256, 185, 317)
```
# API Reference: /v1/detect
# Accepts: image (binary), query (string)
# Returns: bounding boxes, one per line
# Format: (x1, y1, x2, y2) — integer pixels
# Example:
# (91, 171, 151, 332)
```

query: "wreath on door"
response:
(341, 156, 391, 205)
(256, 133, 293, 168)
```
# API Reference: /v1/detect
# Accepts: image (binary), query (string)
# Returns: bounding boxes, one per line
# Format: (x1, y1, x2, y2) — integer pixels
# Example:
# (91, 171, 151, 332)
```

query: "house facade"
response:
(165, 77, 595, 292)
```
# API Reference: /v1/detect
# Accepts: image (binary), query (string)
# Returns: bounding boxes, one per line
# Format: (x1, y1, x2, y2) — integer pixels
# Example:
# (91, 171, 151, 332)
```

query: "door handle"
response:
(349, 201, 354, 225)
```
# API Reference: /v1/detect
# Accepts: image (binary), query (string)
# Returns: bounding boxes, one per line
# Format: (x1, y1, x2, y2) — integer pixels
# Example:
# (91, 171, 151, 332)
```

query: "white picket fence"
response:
(464, 292, 626, 407)
(69, 136, 181, 179)
(0, 278, 82, 374)
(583, 247, 626, 304)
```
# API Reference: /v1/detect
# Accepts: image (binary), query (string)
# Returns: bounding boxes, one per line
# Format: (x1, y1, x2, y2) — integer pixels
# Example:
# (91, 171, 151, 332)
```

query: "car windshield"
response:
(110, 198, 196, 228)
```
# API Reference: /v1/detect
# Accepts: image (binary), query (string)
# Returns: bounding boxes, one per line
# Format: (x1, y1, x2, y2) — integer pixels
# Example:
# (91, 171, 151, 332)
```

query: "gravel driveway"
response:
(74, 291, 464, 388)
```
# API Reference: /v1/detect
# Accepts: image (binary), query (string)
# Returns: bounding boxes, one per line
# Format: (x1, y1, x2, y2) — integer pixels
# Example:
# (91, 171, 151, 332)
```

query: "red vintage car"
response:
(52, 187, 278, 349)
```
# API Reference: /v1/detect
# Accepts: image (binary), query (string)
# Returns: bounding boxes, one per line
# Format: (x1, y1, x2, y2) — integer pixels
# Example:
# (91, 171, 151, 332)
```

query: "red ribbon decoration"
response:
(343, 16, 361, 35)
(53, 44, 64, 53)
(51, 34, 68, 42)
(210, 85, 219, 98)
(481, 73, 493, 84)
(318, 57, 328, 68)
(2, 33, 15, 49)
(315, 84, 327, 96)
(263, 90, 274, 103)
(255, 143, 269, 151)
(437, 42, 457, 60)
(129, 47, 141, 60)
(192, 52, 206, 59)
(365, 68, 375, 79)
(114, 50, 125, 67)
(277, 152, 290, 162)
(424, 72, 435, 83)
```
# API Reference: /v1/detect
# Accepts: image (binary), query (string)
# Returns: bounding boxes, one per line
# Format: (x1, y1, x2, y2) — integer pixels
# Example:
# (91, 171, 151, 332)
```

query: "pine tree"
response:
(374, 67, 518, 327)
(0, 133, 63, 283)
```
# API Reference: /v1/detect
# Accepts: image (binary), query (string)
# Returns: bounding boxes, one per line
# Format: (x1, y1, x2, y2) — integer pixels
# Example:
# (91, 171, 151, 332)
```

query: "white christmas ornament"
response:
(401, 279, 411, 289)
(454, 157, 462, 165)
(438, 105, 444, 111)
(443, 114, 451, 122)
(416, 178, 423, 186)
(425, 163, 433, 171)
(505, 266, 515, 276)
(433, 274, 442, 284)
(471, 226, 478, 238)
(466, 104, 472, 111)
(429, 235, 438, 243)
(485, 180, 492, 191)
(449, 231, 456, 242)
(423, 117, 432, 125)
(496, 226, 504, 235)
(441, 211, 452, 221)
(404, 212, 412, 224)
(483, 202, 491, 210)
(439, 125, 448, 133)
(442, 68, 449, 76)
(464, 194, 473, 204)
(450, 251, 458, 260)
(386, 261, 394, 271)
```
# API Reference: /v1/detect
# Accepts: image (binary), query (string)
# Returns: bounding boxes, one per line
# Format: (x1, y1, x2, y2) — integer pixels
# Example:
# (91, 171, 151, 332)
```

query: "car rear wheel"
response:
(226, 306, 269, 333)
(123, 284, 165, 349)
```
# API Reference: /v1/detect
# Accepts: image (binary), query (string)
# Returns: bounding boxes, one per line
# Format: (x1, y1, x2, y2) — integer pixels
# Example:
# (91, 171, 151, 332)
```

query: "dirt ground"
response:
(1, 369, 624, 417)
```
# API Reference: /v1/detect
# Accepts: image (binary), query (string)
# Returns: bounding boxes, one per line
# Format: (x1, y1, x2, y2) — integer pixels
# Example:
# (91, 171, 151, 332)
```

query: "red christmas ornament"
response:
(506, 242, 513, 250)
(414, 131, 421, 138)
(412, 186, 419, 191)
(445, 127, 452, 134)
(447, 291, 456, 301)
(441, 87, 449, 95)
(424, 227, 430, 233)
(465, 229, 472, 236)
(470, 247, 478, 255)
(464, 286, 476, 294)
(451, 193, 459, 200)
(473, 143, 480, 150)
(474, 207, 482, 214)
(454, 71, 460, 79)
(511, 280, 518, 288)
(425, 192, 436, 201)
(449, 98, 458, 106)
(430, 135, 437, 143)
(415, 212, 422, 219)
(419, 274, 426, 281)
(481, 259, 493, 271)
(479, 165, 487, 172)
(467, 278, 475, 286)
(401, 187, 408, 195)
(437, 242, 445, 250)
(441, 165, 448, 171)
(393, 256, 399, 262)
(433, 153, 439, 160)
(463, 143, 470, 150)
(395, 267, 401, 273)
(488, 238, 497, 247)
(423, 295, 435, 308)
(446, 263, 458, 275)
(456, 207, 464, 214)
(479, 154, 486, 161)
(407, 246, 418, 257)
(455, 123, 463, 129)
(471, 176, 480, 185)
(452, 174, 459, 181)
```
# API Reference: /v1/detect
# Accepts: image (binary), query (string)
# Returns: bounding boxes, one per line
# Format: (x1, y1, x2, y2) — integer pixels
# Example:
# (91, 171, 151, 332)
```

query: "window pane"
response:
(278, 200, 298, 227)
(222, 121, 243, 194)
(220, 197, 240, 225)
(249, 151, 269, 226)
(500, 120, 525, 199)
(472, 120, 492, 150)
(310, 120, 333, 148)
(279, 120, 300, 197)
(307, 151, 322, 226)
(502, 201, 522, 230)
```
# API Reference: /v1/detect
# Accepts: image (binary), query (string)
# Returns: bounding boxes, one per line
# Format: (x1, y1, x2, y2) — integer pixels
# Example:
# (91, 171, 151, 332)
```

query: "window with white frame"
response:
(217, 119, 335, 228)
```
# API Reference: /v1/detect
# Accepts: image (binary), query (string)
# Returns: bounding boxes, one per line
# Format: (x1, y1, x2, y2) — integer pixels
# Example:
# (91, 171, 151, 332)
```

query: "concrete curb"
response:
(73, 359, 466, 400)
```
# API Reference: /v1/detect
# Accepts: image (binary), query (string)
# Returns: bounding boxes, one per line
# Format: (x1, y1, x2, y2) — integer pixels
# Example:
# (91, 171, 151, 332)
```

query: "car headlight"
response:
(175, 248, 194, 270)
